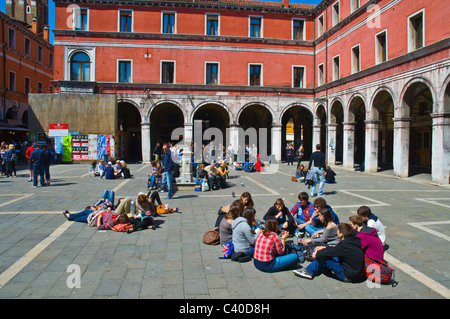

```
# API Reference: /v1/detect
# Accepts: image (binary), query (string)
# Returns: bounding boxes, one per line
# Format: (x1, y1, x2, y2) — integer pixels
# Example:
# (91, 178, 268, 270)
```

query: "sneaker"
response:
(293, 269, 313, 279)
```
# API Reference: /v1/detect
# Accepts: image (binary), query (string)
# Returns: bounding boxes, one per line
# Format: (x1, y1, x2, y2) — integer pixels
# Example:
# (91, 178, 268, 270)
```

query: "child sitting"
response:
(324, 165, 336, 183)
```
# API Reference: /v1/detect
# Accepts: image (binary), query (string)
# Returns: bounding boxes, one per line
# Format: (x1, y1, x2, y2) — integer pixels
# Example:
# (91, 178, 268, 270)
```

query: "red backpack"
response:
(365, 257, 398, 287)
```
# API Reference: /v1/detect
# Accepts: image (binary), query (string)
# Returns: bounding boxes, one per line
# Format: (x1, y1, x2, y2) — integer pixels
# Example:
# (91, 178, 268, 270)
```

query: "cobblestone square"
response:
(0, 162, 448, 301)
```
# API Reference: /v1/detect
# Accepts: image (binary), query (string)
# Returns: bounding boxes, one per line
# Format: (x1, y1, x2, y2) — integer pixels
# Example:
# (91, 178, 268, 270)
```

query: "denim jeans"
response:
(306, 256, 346, 281)
(101, 189, 115, 206)
(32, 164, 44, 187)
(304, 224, 323, 236)
(68, 210, 93, 223)
(294, 218, 307, 236)
(163, 171, 173, 198)
(310, 167, 325, 196)
(271, 253, 299, 272)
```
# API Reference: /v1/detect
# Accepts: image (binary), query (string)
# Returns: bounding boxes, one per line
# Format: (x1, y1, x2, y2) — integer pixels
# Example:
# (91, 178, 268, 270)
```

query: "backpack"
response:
(156, 204, 173, 214)
(305, 170, 315, 185)
(222, 241, 234, 258)
(203, 227, 220, 245)
(365, 257, 398, 287)
(111, 223, 133, 232)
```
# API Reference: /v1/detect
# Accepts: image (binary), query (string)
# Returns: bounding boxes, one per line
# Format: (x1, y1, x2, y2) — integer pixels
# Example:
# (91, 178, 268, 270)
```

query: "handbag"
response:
(203, 227, 220, 245)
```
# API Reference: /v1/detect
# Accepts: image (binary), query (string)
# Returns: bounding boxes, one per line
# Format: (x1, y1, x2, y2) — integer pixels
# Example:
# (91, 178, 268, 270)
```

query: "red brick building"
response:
(31, 0, 450, 184)
(1, 10, 53, 141)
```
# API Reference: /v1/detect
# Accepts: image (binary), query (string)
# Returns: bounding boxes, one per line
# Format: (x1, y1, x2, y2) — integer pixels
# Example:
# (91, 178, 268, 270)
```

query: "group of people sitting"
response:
(89, 160, 131, 179)
(294, 164, 337, 185)
(62, 189, 178, 233)
(214, 191, 388, 283)
(195, 160, 229, 191)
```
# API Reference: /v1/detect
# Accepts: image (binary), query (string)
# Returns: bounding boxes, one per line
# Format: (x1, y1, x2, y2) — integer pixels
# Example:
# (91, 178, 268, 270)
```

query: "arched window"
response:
(70, 52, 91, 81)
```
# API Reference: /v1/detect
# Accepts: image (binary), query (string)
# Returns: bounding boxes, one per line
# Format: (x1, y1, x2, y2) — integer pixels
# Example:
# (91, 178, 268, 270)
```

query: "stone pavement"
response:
(0, 161, 449, 300)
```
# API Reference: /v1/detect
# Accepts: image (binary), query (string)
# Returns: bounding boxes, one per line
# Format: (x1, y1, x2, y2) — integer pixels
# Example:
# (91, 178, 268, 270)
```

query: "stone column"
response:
(141, 122, 151, 163)
(393, 117, 411, 178)
(364, 120, 379, 173)
(326, 123, 338, 165)
(179, 123, 193, 183)
(312, 125, 321, 150)
(343, 122, 356, 169)
(228, 124, 240, 162)
(431, 113, 450, 184)
(271, 124, 282, 162)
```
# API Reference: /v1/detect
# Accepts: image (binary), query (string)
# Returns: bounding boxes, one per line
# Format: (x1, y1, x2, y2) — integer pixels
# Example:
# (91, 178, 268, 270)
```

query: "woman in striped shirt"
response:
(253, 219, 299, 273)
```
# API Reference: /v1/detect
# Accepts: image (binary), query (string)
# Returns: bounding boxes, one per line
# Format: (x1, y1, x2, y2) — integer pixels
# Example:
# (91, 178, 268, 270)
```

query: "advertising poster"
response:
(62, 135, 72, 162)
(97, 134, 106, 161)
(54, 136, 63, 154)
(88, 134, 98, 160)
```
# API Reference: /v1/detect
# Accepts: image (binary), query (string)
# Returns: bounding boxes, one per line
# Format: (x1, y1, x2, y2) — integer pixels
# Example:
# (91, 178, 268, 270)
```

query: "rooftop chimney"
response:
(32, 18, 39, 35)
(283, 0, 289, 8)
(43, 26, 49, 42)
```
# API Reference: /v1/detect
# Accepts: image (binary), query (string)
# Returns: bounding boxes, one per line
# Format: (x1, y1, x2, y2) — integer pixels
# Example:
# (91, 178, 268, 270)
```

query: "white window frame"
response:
(292, 18, 306, 41)
(117, 59, 133, 83)
(350, 0, 360, 13)
(248, 63, 263, 86)
(64, 47, 96, 82)
(204, 61, 220, 85)
(332, 1, 340, 27)
(351, 44, 361, 74)
(317, 14, 324, 37)
(205, 13, 220, 36)
(73, 7, 89, 31)
(118, 9, 134, 32)
(332, 54, 340, 81)
(248, 15, 263, 38)
(160, 60, 176, 84)
(161, 11, 177, 34)
(292, 65, 306, 88)
(407, 8, 425, 52)
(375, 29, 388, 65)
(318, 63, 324, 86)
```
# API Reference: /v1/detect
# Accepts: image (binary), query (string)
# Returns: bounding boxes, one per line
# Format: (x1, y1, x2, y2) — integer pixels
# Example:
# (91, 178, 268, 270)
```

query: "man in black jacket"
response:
(294, 223, 366, 283)
(308, 144, 326, 197)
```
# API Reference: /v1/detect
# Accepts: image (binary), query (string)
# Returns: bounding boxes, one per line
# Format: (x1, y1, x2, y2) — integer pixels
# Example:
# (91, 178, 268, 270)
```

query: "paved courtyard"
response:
(0, 161, 449, 300)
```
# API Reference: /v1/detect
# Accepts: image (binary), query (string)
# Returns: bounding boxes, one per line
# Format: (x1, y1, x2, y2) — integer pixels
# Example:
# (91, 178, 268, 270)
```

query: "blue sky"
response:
(0, 0, 321, 44)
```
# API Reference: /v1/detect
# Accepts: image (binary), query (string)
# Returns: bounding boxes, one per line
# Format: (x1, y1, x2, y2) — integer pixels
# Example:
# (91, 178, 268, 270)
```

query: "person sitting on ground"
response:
(148, 161, 164, 189)
(299, 207, 340, 248)
(205, 161, 219, 190)
(233, 159, 244, 171)
(217, 162, 229, 189)
(295, 164, 306, 182)
(116, 160, 131, 179)
(290, 191, 314, 237)
(293, 223, 366, 283)
(219, 199, 245, 245)
(303, 197, 340, 237)
(97, 160, 105, 176)
(349, 215, 384, 261)
(356, 205, 386, 245)
(254, 218, 299, 273)
(231, 207, 257, 261)
(215, 192, 254, 228)
(114, 160, 122, 172)
(127, 193, 157, 233)
(89, 161, 100, 177)
(324, 165, 336, 183)
(254, 156, 263, 172)
(101, 161, 115, 179)
(196, 163, 208, 183)
(264, 198, 297, 236)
